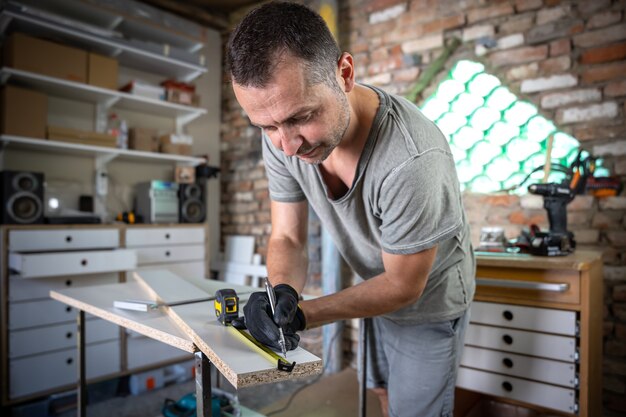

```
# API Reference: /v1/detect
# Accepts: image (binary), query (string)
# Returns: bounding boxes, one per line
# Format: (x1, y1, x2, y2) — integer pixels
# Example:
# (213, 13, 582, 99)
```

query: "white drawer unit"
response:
(127, 336, 191, 370)
(9, 298, 78, 330)
(9, 273, 119, 302)
(9, 340, 121, 399)
(457, 367, 577, 414)
(470, 301, 577, 336)
(460, 346, 577, 388)
(9, 319, 119, 359)
(465, 323, 577, 362)
(9, 229, 120, 252)
(9, 249, 137, 278)
(126, 227, 205, 247)
(134, 245, 205, 265)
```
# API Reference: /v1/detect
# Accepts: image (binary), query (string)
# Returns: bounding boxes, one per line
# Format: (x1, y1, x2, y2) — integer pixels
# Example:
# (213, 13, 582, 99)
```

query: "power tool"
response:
(214, 289, 239, 325)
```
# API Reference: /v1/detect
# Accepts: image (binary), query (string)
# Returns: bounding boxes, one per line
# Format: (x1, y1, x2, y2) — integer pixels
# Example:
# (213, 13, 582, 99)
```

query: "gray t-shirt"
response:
(262, 84, 475, 324)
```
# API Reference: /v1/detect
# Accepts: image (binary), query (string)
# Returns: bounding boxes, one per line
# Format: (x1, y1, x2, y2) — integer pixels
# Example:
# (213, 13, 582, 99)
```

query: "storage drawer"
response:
(8, 299, 97, 330)
(135, 244, 205, 265)
(9, 340, 120, 399)
(465, 324, 577, 362)
(9, 249, 136, 278)
(475, 268, 580, 305)
(457, 367, 577, 414)
(460, 346, 577, 388)
(127, 336, 191, 370)
(126, 227, 204, 247)
(9, 318, 119, 359)
(9, 273, 119, 302)
(470, 302, 577, 336)
(9, 229, 120, 252)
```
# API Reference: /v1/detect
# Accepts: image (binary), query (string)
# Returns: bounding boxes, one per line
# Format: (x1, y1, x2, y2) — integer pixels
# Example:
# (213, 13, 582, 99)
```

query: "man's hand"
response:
(233, 285, 306, 351)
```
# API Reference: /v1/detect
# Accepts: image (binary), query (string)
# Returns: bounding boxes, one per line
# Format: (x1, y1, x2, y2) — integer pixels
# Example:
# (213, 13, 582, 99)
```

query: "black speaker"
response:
(178, 182, 206, 223)
(0, 171, 44, 224)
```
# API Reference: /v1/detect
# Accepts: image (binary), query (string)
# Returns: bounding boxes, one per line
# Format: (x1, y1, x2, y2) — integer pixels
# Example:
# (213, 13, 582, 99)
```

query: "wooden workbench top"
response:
(475, 250, 603, 271)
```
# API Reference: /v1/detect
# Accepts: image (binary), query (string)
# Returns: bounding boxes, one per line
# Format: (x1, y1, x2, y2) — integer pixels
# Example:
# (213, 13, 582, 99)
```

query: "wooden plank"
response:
(132, 269, 322, 388)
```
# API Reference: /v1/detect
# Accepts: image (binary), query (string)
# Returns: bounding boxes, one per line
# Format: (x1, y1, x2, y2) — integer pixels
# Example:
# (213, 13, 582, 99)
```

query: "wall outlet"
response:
(95, 169, 108, 196)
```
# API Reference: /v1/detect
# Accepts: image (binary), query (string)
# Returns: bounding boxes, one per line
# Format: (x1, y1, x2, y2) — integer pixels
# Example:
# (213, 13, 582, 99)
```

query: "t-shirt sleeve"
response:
(262, 133, 306, 202)
(378, 149, 463, 254)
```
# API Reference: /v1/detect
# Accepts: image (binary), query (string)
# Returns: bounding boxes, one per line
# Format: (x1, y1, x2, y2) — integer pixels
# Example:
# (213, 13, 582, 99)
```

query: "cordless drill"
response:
(527, 182, 576, 256)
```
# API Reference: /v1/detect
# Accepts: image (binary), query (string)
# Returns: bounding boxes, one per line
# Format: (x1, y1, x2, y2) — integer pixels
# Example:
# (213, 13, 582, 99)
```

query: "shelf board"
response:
(0, 135, 206, 166)
(1, 8, 207, 82)
(1, 67, 207, 123)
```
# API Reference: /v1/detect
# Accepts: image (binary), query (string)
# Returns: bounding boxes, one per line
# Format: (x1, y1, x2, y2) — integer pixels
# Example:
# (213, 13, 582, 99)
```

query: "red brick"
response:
(573, 24, 626, 48)
(499, 14, 535, 35)
(587, 10, 622, 30)
(365, 0, 405, 13)
(468, 3, 514, 24)
(580, 42, 626, 64)
(490, 45, 549, 67)
(606, 80, 626, 97)
(539, 56, 571, 73)
(581, 62, 626, 84)
(483, 195, 520, 207)
(550, 38, 571, 56)
(515, 0, 542, 12)
(592, 211, 624, 229)
(574, 123, 626, 141)
(422, 14, 465, 34)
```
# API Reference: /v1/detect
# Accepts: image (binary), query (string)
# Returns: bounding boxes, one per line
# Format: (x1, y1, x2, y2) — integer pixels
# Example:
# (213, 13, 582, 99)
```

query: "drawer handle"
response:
(66, 306, 72, 313)
(66, 332, 73, 339)
(502, 334, 513, 345)
(81, 259, 88, 266)
(476, 277, 570, 292)
(165, 251, 171, 257)
(65, 235, 73, 243)
(165, 233, 171, 239)
(65, 280, 73, 287)
(502, 310, 513, 321)
(502, 358, 514, 368)
(502, 381, 513, 392)
(66, 358, 73, 365)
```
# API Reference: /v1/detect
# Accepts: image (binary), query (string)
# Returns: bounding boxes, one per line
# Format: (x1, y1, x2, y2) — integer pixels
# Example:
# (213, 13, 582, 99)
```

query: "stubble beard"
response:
(303, 93, 351, 165)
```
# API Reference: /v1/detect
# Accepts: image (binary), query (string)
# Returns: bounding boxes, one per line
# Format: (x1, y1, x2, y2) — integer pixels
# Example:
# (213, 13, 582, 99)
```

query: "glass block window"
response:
(420, 60, 607, 193)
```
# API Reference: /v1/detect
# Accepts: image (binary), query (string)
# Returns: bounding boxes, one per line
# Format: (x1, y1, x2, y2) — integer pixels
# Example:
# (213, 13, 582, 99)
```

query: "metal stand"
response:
(359, 318, 370, 417)
(195, 351, 212, 417)
(77, 310, 86, 417)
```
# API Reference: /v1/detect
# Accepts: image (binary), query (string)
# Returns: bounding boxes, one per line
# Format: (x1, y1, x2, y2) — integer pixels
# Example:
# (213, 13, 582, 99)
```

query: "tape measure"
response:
(214, 289, 239, 325)
(213, 288, 295, 372)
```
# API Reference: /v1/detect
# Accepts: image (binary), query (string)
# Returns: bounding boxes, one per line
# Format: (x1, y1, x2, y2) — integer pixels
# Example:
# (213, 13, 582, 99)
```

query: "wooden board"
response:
(132, 270, 322, 388)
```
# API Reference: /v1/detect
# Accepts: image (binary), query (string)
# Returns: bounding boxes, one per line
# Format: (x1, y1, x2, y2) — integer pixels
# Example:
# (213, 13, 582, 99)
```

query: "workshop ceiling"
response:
(141, 0, 261, 30)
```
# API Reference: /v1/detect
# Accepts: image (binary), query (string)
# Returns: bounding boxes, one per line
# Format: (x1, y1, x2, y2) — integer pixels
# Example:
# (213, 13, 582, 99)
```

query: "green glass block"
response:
(437, 112, 467, 135)
(526, 115, 556, 143)
(469, 107, 500, 131)
(421, 97, 450, 121)
(485, 121, 519, 146)
(485, 156, 519, 181)
(451, 93, 484, 117)
(565, 148, 589, 166)
(522, 152, 549, 172)
(451, 126, 483, 150)
(449, 143, 467, 162)
(470, 141, 501, 166)
(485, 86, 517, 111)
(436, 78, 465, 103)
(502, 172, 527, 192)
(507, 139, 541, 162)
(551, 132, 579, 159)
(595, 167, 610, 176)
(451, 60, 485, 84)
(456, 160, 483, 182)
(467, 73, 501, 97)
(468, 175, 500, 193)
(503, 101, 538, 126)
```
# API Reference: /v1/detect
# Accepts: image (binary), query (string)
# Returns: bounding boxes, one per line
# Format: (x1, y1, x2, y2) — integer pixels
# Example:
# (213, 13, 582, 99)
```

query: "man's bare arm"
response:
(301, 246, 437, 328)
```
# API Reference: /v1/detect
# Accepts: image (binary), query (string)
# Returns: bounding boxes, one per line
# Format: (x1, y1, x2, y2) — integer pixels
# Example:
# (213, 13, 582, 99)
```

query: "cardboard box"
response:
(159, 133, 193, 156)
(129, 127, 158, 152)
(88, 53, 118, 90)
(175, 166, 195, 183)
(0, 85, 47, 139)
(47, 126, 117, 148)
(4, 33, 87, 83)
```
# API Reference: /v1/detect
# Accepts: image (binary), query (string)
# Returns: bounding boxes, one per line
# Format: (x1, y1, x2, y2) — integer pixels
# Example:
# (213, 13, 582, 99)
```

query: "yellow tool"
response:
(213, 288, 295, 372)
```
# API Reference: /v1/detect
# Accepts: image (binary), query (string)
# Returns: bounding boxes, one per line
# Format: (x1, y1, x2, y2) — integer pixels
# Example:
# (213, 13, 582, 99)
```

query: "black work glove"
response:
(232, 284, 306, 351)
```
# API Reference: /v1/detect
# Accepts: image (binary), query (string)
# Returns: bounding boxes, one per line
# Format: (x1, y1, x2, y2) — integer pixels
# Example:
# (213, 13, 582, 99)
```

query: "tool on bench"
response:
(264, 277, 288, 359)
(213, 287, 296, 372)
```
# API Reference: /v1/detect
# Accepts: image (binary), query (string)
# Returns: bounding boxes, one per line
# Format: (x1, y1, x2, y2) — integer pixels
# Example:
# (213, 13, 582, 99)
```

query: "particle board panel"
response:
(132, 269, 322, 388)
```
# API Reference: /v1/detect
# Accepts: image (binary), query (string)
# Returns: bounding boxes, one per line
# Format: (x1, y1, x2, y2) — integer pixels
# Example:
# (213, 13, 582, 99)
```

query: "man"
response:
(227, 2, 475, 416)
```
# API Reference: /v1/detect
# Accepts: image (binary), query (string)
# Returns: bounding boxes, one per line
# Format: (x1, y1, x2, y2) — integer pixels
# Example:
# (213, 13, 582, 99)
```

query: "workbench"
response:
(49, 271, 322, 417)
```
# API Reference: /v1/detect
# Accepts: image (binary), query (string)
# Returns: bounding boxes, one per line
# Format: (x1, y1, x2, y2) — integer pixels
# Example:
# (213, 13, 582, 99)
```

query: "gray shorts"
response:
(358, 308, 470, 417)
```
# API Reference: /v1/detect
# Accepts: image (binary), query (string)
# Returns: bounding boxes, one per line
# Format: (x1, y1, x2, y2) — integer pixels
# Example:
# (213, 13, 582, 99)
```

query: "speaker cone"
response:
(8, 191, 43, 224)
(181, 199, 205, 223)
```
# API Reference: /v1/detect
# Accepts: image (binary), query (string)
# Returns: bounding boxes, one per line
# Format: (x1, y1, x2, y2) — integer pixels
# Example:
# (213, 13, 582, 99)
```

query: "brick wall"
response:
(222, 0, 626, 413)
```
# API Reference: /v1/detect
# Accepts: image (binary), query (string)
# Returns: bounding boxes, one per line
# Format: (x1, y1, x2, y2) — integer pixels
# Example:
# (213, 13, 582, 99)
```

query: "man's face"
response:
(232, 58, 350, 165)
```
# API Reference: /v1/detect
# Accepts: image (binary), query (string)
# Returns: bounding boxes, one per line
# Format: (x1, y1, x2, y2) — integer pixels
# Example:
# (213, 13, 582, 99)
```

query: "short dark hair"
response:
(227, 1, 341, 88)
